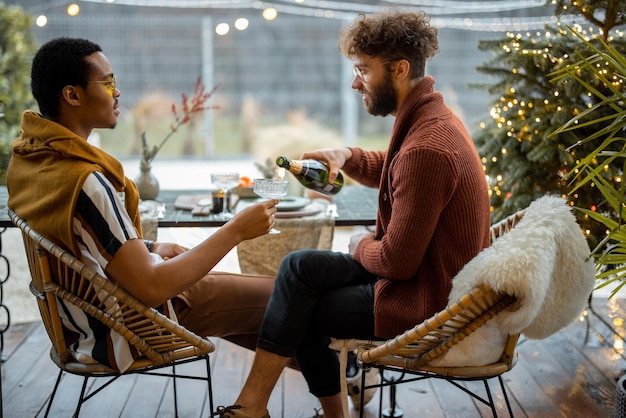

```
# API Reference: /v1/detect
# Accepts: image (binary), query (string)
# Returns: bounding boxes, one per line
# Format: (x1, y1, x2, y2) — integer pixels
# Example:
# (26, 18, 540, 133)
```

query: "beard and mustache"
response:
(362, 69, 397, 117)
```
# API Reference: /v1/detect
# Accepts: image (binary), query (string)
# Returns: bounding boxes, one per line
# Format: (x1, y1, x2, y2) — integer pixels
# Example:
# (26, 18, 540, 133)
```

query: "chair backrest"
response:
(9, 209, 214, 372)
(489, 210, 525, 243)
(357, 285, 518, 369)
(356, 209, 526, 370)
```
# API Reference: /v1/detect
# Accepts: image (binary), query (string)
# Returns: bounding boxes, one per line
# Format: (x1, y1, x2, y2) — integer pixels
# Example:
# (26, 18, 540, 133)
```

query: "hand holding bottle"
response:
(300, 148, 352, 184)
(276, 149, 351, 196)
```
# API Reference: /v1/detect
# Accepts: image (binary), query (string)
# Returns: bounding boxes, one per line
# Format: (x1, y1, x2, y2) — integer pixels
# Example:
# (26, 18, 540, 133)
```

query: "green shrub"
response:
(0, 2, 37, 184)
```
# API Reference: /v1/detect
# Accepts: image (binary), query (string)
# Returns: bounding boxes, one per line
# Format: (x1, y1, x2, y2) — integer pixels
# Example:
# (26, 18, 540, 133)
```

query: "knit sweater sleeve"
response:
(354, 145, 458, 279)
(342, 147, 386, 188)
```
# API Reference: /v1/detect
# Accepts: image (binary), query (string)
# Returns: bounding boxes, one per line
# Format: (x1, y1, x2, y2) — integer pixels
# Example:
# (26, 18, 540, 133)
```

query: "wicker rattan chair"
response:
(339, 211, 525, 418)
(9, 209, 215, 417)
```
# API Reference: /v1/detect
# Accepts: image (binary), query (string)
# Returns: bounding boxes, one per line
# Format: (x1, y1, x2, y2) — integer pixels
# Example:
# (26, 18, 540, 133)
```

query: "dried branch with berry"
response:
(140, 77, 217, 170)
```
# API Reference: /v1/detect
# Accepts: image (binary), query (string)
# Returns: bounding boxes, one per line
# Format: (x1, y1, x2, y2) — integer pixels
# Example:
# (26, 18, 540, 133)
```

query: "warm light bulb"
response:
(235, 18, 249, 31)
(36, 15, 47, 27)
(215, 23, 230, 36)
(263, 7, 278, 21)
(67, 3, 80, 16)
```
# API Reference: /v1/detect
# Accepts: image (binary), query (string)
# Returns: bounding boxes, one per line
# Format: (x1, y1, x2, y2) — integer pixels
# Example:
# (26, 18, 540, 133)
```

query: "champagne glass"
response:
(253, 178, 289, 234)
(210, 171, 240, 220)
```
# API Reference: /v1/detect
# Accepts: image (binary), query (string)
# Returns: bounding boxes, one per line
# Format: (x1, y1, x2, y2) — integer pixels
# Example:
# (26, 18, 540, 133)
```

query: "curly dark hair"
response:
(338, 10, 439, 80)
(31, 37, 103, 119)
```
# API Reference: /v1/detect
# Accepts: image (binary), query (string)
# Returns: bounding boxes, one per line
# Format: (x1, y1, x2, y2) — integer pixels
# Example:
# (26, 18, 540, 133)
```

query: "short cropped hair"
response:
(338, 10, 439, 80)
(31, 37, 102, 119)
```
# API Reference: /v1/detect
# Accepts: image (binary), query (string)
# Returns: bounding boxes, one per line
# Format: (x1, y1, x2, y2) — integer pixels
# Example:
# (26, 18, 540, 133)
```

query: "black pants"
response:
(257, 249, 378, 397)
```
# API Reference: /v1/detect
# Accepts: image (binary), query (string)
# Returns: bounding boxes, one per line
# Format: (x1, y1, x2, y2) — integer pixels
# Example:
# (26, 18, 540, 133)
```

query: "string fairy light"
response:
(477, 13, 626, 230)
(68, 0, 577, 31)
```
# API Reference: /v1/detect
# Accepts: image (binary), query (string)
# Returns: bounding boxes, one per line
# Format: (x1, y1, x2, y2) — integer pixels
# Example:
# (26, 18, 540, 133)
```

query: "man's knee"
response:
(279, 249, 322, 275)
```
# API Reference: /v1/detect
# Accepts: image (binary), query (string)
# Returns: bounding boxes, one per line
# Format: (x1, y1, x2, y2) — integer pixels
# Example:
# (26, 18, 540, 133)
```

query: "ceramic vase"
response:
(135, 160, 160, 201)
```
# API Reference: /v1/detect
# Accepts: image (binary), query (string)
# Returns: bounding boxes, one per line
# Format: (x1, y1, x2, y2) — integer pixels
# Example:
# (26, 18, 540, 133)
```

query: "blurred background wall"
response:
(9, 1, 546, 160)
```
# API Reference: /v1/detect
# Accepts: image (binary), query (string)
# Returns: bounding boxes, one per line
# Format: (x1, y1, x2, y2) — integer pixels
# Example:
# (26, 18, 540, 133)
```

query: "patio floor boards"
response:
(1, 296, 624, 418)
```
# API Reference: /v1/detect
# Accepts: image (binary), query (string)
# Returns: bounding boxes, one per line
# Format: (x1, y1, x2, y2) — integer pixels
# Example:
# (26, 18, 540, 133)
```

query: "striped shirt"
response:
(60, 172, 144, 371)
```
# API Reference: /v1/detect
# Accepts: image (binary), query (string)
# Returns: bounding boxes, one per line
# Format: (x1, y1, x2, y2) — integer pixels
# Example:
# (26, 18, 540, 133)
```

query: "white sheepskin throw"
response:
(430, 195, 596, 367)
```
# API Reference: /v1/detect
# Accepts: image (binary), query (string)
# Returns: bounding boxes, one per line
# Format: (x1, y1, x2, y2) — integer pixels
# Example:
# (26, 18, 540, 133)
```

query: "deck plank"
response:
(529, 328, 616, 415)
(2, 297, 625, 417)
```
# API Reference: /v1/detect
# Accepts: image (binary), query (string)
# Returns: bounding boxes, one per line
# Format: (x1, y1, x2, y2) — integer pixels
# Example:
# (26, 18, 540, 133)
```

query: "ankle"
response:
(241, 407, 269, 418)
(231, 402, 269, 418)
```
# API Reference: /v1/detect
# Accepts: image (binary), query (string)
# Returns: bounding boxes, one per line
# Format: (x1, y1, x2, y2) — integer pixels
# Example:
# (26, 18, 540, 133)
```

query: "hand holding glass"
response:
(253, 178, 288, 234)
(210, 172, 240, 220)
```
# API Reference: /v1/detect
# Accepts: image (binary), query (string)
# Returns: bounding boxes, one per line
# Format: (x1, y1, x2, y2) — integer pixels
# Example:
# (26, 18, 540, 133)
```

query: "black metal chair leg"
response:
(498, 375, 514, 417)
(376, 369, 382, 418)
(483, 379, 498, 418)
(73, 376, 89, 418)
(44, 369, 64, 418)
(382, 373, 403, 418)
(172, 363, 178, 418)
(206, 356, 214, 414)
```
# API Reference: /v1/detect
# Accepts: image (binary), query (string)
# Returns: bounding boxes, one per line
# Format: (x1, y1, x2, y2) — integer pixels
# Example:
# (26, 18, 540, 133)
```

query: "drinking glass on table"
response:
(210, 172, 240, 220)
(253, 178, 288, 234)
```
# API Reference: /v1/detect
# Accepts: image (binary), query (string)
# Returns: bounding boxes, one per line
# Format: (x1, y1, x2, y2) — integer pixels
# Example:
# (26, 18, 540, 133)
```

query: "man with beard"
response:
(214, 10, 491, 418)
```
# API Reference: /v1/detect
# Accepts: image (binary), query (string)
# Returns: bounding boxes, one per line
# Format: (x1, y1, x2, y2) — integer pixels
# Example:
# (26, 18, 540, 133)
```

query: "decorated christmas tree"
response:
(473, 0, 626, 245)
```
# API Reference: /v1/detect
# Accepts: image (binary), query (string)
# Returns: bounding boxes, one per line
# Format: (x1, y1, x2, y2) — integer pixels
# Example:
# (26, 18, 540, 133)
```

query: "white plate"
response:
(271, 196, 311, 212)
(275, 202, 324, 218)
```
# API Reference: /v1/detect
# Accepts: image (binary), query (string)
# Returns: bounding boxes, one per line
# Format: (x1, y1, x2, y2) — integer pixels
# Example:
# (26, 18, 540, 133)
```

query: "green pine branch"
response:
(473, 0, 626, 246)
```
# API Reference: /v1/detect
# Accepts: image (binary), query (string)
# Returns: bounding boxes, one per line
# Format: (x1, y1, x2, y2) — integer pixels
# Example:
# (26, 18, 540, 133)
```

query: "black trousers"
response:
(257, 249, 378, 397)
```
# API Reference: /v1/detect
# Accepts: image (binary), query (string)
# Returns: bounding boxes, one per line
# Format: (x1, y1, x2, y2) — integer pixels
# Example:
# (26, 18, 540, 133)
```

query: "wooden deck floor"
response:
(1, 296, 624, 418)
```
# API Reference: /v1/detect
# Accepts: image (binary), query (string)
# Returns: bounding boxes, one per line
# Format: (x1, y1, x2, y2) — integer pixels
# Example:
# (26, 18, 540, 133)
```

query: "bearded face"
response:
(363, 68, 398, 117)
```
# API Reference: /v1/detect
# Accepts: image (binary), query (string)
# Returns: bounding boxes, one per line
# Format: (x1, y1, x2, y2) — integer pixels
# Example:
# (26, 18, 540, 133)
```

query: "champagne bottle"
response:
(276, 156, 343, 195)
